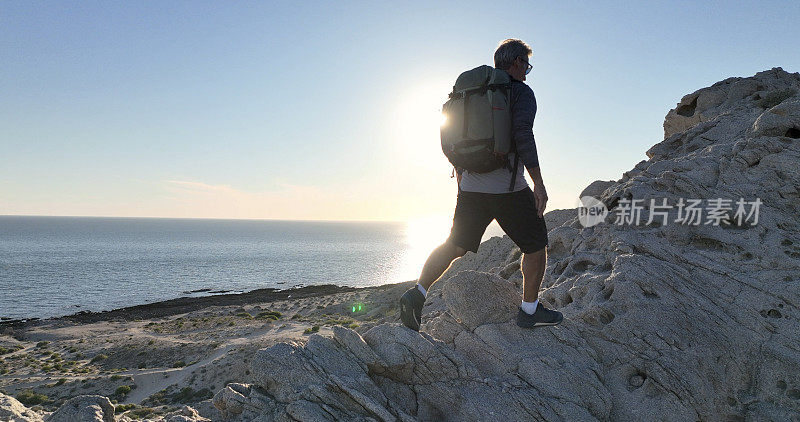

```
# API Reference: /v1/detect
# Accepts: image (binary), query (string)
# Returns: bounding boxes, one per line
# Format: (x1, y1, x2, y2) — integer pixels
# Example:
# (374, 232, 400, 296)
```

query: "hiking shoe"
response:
(399, 287, 425, 331)
(516, 302, 563, 328)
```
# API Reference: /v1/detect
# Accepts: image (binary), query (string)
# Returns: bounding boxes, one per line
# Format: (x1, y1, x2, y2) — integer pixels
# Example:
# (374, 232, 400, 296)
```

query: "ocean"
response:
(0, 216, 503, 320)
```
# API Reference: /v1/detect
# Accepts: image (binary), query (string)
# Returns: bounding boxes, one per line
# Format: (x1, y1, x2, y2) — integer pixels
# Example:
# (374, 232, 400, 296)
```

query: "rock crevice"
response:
(212, 68, 800, 421)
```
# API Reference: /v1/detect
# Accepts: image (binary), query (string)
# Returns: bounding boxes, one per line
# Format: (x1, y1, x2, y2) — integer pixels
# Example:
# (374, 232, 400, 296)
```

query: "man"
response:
(400, 38, 563, 331)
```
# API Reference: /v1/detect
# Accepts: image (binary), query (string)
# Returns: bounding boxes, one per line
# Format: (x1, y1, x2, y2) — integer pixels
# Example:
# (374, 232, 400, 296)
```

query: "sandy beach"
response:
(0, 281, 412, 420)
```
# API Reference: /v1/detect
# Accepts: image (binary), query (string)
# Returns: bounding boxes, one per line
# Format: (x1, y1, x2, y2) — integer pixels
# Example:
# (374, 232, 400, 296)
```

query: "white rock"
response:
(0, 393, 44, 422)
(46, 395, 114, 422)
(214, 67, 800, 420)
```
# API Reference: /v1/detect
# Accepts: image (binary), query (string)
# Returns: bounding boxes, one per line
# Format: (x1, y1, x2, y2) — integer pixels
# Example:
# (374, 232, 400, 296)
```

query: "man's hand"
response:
(533, 183, 548, 218)
(526, 166, 547, 218)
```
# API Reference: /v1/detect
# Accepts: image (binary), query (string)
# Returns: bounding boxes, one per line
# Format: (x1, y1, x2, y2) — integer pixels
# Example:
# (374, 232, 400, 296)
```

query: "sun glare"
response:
(392, 82, 452, 169)
(392, 216, 508, 282)
(394, 215, 452, 281)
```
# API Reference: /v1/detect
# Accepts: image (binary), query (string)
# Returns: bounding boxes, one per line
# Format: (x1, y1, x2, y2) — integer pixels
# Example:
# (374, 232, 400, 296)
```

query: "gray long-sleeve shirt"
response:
(459, 74, 540, 193)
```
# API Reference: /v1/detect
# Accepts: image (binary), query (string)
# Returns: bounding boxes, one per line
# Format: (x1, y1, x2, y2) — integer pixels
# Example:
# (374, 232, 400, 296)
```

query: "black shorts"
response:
(446, 186, 548, 254)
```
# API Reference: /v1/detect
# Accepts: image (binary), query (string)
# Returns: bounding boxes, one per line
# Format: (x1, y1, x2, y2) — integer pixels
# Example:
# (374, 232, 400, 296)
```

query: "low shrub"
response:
(256, 311, 282, 320)
(90, 354, 108, 363)
(16, 389, 49, 406)
(115, 385, 132, 396)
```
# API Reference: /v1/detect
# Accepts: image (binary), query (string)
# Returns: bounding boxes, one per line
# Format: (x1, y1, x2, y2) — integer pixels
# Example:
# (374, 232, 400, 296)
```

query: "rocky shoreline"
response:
(0, 284, 367, 328)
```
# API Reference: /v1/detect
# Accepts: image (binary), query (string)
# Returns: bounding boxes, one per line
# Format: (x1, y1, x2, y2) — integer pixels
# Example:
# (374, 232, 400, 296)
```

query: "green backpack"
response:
(440, 65, 518, 190)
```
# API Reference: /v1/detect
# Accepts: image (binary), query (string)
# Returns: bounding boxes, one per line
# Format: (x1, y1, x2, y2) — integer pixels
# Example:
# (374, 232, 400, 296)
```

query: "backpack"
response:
(440, 65, 519, 190)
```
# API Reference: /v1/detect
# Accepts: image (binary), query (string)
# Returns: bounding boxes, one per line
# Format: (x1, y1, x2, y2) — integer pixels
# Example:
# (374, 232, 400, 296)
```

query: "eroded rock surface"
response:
(0, 393, 44, 422)
(7, 68, 800, 421)
(212, 68, 800, 421)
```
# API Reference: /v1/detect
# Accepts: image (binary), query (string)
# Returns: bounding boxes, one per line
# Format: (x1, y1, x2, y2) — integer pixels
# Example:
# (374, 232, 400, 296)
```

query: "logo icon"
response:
(577, 196, 608, 227)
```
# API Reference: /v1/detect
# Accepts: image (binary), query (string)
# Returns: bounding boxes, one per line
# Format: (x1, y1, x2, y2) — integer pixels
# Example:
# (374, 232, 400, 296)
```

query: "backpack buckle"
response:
(448, 91, 465, 100)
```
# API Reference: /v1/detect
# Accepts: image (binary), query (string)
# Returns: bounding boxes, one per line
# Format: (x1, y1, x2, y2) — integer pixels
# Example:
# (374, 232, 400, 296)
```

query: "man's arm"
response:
(512, 84, 547, 217)
(526, 165, 543, 184)
(512, 84, 540, 170)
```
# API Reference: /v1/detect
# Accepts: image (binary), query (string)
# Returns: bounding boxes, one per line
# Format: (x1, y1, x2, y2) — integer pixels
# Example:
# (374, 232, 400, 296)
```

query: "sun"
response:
(392, 82, 452, 169)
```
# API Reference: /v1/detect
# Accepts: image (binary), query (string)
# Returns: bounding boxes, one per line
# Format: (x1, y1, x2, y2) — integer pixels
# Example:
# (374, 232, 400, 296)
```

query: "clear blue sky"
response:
(2, 1, 798, 221)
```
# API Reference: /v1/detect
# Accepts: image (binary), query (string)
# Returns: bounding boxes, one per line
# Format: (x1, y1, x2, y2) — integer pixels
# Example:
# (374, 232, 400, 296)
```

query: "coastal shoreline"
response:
(0, 281, 411, 329)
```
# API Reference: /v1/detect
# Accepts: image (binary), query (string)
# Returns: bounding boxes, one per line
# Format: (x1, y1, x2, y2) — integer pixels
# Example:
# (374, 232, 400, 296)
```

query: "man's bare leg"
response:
(400, 240, 466, 331)
(521, 248, 546, 302)
(516, 246, 562, 327)
(418, 241, 467, 291)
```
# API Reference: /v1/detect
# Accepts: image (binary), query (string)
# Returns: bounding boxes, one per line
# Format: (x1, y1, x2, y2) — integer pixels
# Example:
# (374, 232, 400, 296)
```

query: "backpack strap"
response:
(506, 81, 518, 192)
(508, 153, 519, 191)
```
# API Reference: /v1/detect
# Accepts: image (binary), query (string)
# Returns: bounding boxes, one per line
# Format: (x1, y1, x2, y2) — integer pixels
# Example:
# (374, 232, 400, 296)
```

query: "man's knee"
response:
(445, 240, 468, 258)
(521, 246, 546, 261)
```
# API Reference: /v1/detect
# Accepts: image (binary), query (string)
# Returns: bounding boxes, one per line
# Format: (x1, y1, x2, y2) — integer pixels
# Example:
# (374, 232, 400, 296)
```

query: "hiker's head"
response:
(494, 38, 532, 82)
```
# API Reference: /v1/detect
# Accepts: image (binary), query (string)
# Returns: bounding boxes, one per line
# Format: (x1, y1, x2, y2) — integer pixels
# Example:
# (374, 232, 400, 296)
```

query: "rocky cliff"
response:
(3, 68, 799, 421)
(214, 68, 800, 421)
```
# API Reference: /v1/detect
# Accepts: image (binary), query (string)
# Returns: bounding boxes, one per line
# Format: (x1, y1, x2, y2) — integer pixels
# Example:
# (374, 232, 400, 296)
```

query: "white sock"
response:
(416, 283, 427, 298)
(521, 299, 539, 315)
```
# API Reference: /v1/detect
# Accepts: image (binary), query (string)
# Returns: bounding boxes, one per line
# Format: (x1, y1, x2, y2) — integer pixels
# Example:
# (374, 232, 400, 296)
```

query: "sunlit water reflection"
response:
(0, 216, 506, 319)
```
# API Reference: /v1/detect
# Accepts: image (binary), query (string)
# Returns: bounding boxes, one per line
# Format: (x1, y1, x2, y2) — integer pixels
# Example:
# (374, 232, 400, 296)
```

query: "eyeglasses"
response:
(518, 57, 532, 75)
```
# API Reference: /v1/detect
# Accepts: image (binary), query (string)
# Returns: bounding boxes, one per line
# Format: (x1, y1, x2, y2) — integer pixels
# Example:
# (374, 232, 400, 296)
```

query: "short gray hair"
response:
(494, 39, 532, 70)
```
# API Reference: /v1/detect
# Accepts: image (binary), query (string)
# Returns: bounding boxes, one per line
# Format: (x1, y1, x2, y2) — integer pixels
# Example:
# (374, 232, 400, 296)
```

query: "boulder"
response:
(161, 405, 210, 422)
(0, 393, 44, 422)
(440, 271, 518, 330)
(212, 383, 276, 421)
(46, 395, 114, 422)
(543, 207, 578, 229)
(580, 179, 616, 199)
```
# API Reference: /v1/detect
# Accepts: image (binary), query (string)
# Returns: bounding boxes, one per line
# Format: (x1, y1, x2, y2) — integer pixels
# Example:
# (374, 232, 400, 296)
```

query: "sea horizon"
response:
(0, 215, 504, 321)
(0, 214, 407, 224)
(0, 216, 413, 320)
